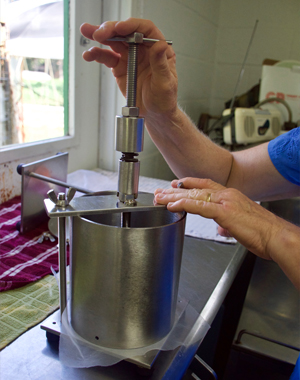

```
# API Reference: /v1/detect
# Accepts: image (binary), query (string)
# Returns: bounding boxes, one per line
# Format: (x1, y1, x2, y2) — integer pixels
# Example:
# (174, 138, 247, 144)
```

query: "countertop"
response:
(0, 236, 247, 380)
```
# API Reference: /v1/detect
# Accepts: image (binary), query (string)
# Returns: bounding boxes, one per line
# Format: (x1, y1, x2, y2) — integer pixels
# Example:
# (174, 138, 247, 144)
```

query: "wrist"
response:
(269, 220, 300, 262)
(145, 105, 186, 135)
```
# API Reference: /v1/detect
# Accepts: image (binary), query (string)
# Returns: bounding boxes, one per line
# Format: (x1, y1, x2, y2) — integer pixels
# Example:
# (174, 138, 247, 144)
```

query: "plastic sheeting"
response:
(59, 298, 210, 368)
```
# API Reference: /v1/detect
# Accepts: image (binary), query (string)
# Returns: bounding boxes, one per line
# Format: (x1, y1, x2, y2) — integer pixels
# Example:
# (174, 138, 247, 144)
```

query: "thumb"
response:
(218, 225, 233, 238)
(149, 41, 170, 81)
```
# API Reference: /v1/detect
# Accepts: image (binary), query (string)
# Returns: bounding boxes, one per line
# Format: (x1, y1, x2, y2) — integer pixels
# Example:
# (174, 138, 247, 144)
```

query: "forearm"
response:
(145, 106, 233, 185)
(268, 219, 300, 290)
(81, 19, 299, 201)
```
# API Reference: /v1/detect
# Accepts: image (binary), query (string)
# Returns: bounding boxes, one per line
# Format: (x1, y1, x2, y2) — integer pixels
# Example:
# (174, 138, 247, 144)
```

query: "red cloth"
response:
(0, 196, 65, 291)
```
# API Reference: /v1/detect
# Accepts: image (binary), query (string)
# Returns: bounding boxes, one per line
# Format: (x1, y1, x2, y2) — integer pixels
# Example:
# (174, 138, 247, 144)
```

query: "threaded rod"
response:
(126, 43, 138, 107)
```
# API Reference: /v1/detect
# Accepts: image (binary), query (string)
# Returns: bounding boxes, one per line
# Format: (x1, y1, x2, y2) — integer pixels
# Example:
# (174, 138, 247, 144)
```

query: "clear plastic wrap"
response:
(59, 297, 210, 368)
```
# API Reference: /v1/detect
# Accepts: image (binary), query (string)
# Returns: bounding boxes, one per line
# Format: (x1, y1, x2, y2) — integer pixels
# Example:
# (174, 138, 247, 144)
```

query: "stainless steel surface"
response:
(58, 217, 67, 318)
(1, 237, 248, 380)
(142, 37, 172, 45)
(233, 198, 300, 365)
(19, 152, 68, 233)
(70, 209, 186, 349)
(115, 116, 144, 152)
(150, 243, 248, 380)
(233, 257, 300, 364)
(200, 245, 247, 324)
(106, 33, 173, 45)
(25, 171, 92, 194)
(41, 308, 61, 336)
(118, 160, 140, 202)
(44, 192, 166, 218)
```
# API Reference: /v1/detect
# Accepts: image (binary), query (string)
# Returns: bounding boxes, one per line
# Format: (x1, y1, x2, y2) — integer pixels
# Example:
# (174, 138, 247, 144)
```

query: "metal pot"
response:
(70, 207, 186, 349)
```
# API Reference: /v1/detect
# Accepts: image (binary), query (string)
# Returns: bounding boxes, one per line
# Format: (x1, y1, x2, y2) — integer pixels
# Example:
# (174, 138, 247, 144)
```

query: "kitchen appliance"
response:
(39, 33, 187, 367)
(222, 107, 281, 145)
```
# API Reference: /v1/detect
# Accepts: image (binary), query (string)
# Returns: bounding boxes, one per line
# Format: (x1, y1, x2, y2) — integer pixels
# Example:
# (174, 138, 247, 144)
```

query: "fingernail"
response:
(156, 194, 165, 199)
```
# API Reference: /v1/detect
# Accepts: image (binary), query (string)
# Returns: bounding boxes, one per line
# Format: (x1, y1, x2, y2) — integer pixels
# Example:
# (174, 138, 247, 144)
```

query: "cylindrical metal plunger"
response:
(70, 208, 186, 349)
(115, 116, 144, 153)
(115, 115, 144, 203)
(118, 158, 140, 202)
(115, 41, 144, 204)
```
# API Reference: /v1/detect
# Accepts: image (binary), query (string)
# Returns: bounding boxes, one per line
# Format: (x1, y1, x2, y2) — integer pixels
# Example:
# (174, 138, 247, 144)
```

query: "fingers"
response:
(115, 18, 166, 41)
(155, 187, 214, 204)
(80, 23, 99, 40)
(171, 178, 225, 191)
(81, 22, 129, 56)
(82, 47, 121, 68)
(166, 198, 220, 219)
(83, 21, 119, 44)
(82, 19, 165, 47)
(149, 41, 174, 82)
(81, 19, 174, 57)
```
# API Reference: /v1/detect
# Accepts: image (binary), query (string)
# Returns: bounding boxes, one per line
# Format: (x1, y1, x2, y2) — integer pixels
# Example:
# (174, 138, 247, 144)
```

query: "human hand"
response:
(80, 18, 178, 120)
(154, 178, 283, 261)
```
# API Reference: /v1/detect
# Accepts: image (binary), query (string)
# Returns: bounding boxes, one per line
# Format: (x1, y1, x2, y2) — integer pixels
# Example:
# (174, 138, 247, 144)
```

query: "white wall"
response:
(130, 0, 220, 180)
(128, 0, 300, 180)
(210, 0, 300, 115)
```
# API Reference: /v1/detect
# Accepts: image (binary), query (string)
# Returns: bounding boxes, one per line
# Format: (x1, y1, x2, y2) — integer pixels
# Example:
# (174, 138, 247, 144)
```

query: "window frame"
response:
(0, 0, 102, 170)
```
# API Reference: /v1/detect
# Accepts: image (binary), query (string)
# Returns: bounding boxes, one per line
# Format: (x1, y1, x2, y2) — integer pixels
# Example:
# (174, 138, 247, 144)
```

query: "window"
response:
(0, 0, 102, 173)
(0, 0, 67, 146)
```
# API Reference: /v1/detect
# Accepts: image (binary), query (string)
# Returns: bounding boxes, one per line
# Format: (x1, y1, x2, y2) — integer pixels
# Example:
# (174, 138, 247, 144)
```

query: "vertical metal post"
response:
(58, 216, 67, 318)
(126, 43, 138, 107)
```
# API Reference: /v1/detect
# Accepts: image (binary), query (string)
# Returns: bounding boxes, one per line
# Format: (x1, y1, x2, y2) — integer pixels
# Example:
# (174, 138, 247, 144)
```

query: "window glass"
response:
(0, 0, 67, 146)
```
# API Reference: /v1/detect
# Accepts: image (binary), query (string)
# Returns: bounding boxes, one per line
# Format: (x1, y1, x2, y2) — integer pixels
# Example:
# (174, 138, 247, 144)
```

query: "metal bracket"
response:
(191, 354, 218, 380)
(17, 152, 69, 234)
(44, 193, 166, 218)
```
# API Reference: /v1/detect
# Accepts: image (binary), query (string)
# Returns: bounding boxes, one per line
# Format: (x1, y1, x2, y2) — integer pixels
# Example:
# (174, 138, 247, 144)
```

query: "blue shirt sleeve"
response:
(268, 127, 300, 186)
(290, 354, 300, 380)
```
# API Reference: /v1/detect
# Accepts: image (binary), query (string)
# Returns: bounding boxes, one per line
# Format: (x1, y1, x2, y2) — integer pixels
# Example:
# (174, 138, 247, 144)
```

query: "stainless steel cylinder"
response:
(70, 207, 186, 349)
(118, 159, 140, 202)
(115, 116, 144, 153)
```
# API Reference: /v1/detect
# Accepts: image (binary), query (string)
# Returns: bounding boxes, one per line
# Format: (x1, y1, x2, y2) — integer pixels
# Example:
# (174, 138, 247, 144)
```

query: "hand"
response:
(80, 18, 178, 120)
(154, 178, 283, 261)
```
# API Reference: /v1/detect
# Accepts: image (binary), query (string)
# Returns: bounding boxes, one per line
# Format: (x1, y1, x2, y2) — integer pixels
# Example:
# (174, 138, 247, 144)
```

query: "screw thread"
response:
(126, 44, 138, 107)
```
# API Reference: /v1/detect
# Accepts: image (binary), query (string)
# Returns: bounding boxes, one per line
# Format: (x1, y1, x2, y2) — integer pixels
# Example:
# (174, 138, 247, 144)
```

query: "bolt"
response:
(58, 193, 65, 200)
(126, 43, 139, 107)
(47, 188, 76, 207)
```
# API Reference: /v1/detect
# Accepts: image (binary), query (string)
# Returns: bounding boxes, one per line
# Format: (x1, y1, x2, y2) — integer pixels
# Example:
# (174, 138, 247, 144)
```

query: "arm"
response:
(80, 18, 299, 200)
(80, 19, 233, 184)
(154, 178, 300, 290)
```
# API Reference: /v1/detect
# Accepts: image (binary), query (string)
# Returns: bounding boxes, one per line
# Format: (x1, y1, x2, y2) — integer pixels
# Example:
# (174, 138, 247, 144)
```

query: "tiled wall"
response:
(135, 0, 220, 124)
(133, 0, 220, 180)
(133, 0, 300, 180)
(210, 0, 300, 115)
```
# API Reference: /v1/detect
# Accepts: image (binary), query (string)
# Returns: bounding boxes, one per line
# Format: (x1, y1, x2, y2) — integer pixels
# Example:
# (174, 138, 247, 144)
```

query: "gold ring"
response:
(206, 193, 211, 202)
